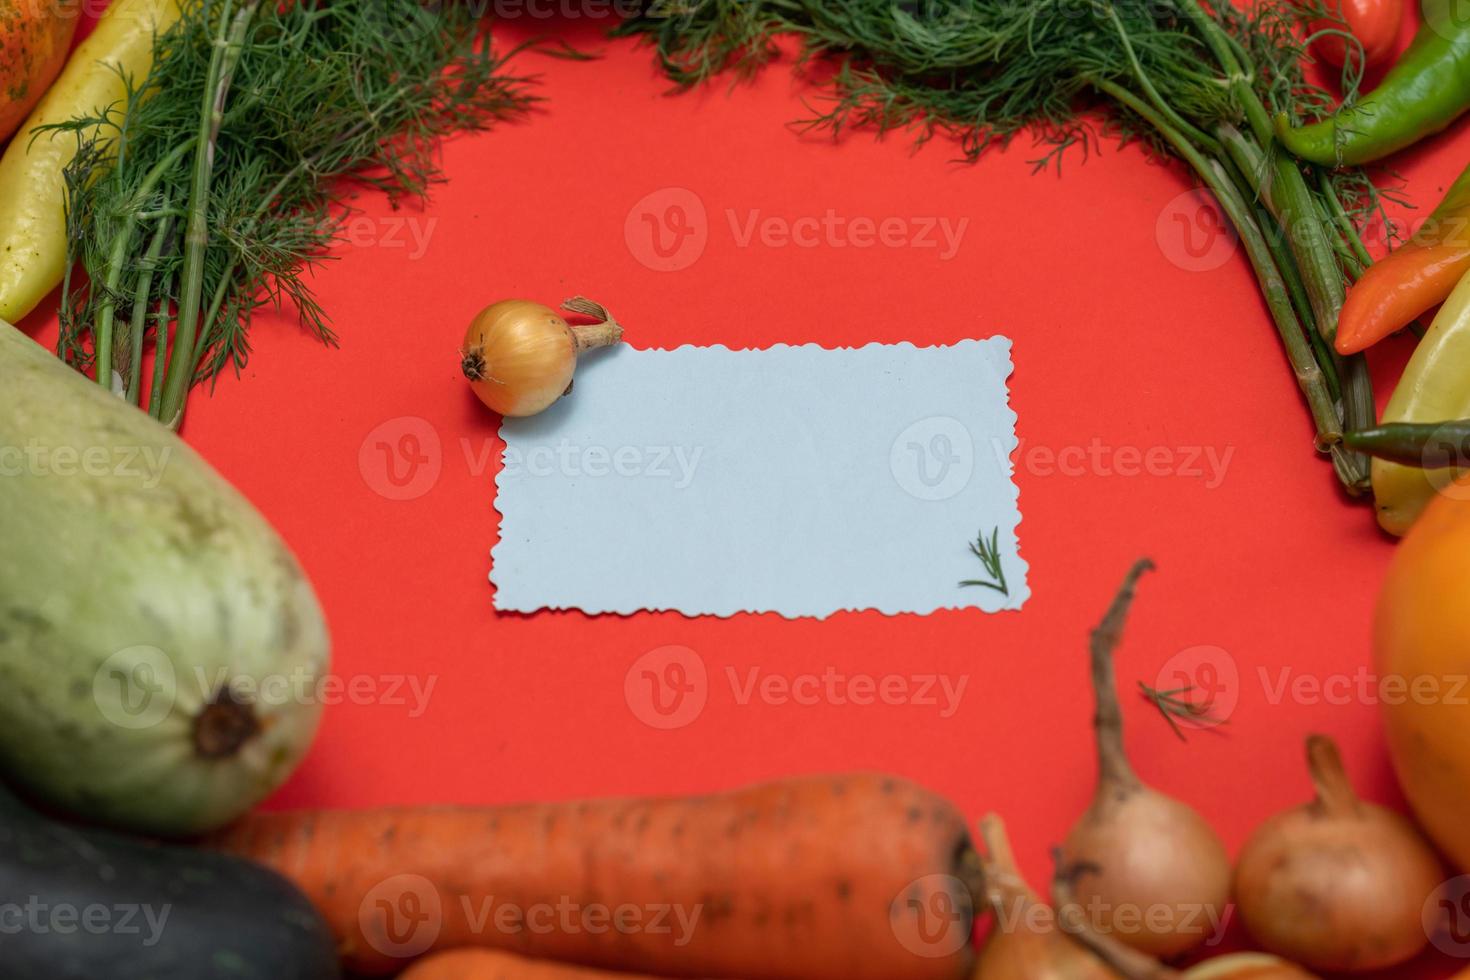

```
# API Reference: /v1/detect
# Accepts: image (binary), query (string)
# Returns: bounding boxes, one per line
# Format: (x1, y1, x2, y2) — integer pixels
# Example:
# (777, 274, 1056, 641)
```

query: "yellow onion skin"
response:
(1184, 953, 1318, 979)
(462, 300, 578, 417)
(1233, 736, 1443, 973)
(975, 814, 1122, 980)
(1059, 788, 1231, 959)
(974, 909, 1122, 980)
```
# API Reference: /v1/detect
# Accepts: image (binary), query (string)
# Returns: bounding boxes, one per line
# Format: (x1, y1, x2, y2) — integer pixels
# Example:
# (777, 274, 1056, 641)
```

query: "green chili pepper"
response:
(1276, 0, 1470, 166)
(1345, 422, 1470, 468)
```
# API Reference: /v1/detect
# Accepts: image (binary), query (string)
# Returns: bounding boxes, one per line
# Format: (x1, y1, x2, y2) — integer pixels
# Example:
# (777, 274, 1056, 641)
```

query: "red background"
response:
(15, 4, 1470, 977)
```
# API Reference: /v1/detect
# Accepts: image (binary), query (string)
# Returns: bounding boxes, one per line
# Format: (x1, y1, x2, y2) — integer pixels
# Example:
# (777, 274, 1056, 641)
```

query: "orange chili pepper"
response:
(1337, 163, 1470, 355)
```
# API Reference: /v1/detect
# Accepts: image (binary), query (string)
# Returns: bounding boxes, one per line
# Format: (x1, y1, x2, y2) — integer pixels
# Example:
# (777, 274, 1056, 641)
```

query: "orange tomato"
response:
(0, 0, 81, 143)
(1376, 478, 1470, 872)
(1311, 0, 1404, 69)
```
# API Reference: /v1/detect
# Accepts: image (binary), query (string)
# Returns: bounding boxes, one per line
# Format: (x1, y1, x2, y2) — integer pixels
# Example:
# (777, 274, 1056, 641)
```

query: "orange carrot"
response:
(399, 948, 662, 979)
(210, 773, 980, 979)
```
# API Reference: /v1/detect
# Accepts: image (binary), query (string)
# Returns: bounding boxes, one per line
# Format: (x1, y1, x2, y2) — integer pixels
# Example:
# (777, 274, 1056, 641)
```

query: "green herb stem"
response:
(126, 203, 174, 405)
(1096, 78, 1343, 454)
(92, 140, 195, 393)
(158, 0, 257, 427)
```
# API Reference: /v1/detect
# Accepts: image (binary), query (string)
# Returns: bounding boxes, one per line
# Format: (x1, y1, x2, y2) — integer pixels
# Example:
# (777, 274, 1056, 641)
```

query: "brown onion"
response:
(1057, 560, 1231, 959)
(461, 297, 622, 418)
(973, 814, 1121, 979)
(1233, 734, 1444, 972)
(1052, 871, 1317, 980)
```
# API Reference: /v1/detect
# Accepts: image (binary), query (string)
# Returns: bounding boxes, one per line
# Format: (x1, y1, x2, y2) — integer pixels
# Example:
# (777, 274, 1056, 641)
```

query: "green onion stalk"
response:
(619, 0, 1390, 497)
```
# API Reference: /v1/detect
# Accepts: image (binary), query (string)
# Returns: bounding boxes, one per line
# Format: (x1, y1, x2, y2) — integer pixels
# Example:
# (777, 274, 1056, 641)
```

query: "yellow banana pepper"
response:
(1372, 268, 1470, 535)
(0, 0, 180, 323)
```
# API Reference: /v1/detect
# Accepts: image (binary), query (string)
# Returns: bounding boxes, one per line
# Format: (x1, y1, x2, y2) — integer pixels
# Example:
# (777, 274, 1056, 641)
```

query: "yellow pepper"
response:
(1371, 268, 1470, 535)
(0, 0, 180, 323)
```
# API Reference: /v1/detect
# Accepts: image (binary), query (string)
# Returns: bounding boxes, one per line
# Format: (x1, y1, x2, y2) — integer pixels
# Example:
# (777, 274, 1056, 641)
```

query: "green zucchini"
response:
(0, 321, 329, 835)
(0, 779, 341, 978)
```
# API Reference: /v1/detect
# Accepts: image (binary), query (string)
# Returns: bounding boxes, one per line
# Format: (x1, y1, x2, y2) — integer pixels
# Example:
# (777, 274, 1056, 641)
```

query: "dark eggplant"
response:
(0, 782, 339, 979)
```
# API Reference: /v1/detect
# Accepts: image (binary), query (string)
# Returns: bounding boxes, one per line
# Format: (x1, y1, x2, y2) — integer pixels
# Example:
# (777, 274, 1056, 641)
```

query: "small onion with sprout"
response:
(1056, 560, 1232, 959)
(1052, 868, 1318, 980)
(1233, 734, 1444, 973)
(973, 813, 1121, 979)
(461, 297, 623, 417)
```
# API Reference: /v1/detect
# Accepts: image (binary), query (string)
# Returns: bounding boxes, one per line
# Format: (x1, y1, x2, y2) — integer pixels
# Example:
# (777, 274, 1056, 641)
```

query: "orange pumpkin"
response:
(1376, 477, 1470, 871)
(0, 0, 80, 144)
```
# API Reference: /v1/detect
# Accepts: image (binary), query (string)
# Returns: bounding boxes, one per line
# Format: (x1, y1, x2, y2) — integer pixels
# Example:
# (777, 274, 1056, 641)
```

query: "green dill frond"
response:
(48, 0, 534, 422)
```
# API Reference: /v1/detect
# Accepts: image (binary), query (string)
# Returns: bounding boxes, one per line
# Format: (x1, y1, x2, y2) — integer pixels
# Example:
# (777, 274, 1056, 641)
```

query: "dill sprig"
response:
(49, 0, 534, 426)
(619, 0, 1394, 497)
(959, 526, 1008, 596)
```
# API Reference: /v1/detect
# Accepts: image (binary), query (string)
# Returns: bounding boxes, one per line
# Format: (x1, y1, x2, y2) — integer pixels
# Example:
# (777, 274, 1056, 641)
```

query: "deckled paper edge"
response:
(488, 338, 1027, 619)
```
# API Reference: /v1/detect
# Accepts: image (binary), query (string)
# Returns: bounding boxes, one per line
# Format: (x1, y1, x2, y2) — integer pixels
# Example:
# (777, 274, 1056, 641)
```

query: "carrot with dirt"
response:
(209, 772, 982, 979)
(399, 948, 662, 979)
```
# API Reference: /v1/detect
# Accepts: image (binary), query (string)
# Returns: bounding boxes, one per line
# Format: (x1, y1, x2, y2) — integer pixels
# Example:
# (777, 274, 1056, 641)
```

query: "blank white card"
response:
(492, 339, 1026, 618)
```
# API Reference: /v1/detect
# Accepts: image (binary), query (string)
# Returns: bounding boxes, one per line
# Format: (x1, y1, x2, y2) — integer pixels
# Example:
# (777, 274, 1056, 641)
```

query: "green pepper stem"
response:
(1345, 422, 1470, 469)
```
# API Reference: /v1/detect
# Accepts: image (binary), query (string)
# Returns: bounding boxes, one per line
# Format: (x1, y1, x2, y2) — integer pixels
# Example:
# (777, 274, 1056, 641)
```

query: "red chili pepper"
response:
(1337, 162, 1470, 355)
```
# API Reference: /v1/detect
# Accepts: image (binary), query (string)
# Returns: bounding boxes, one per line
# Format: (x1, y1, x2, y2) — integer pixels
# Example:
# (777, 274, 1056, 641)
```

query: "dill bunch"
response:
(51, 0, 533, 426)
(620, 0, 1396, 496)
